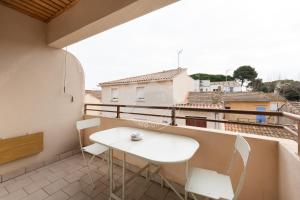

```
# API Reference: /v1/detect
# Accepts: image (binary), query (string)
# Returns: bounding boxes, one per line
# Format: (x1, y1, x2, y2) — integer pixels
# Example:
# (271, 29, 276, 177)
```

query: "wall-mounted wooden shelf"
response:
(0, 132, 43, 165)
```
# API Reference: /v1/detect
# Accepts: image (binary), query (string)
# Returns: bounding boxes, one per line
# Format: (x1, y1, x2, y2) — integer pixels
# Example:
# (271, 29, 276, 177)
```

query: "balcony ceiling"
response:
(0, 0, 177, 47)
(0, 0, 80, 23)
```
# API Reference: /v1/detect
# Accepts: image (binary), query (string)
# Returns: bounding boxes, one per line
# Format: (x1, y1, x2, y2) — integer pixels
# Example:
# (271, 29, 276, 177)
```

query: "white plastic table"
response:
(90, 127, 199, 200)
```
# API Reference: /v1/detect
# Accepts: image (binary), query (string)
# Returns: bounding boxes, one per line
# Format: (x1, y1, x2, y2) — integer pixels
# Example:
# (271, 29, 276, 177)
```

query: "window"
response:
(136, 87, 145, 101)
(229, 87, 234, 92)
(111, 88, 118, 101)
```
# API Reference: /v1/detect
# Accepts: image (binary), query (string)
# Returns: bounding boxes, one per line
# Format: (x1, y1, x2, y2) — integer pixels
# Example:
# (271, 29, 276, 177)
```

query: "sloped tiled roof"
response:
(187, 92, 223, 104)
(99, 68, 186, 86)
(210, 81, 241, 87)
(176, 103, 224, 109)
(223, 92, 286, 102)
(187, 92, 286, 104)
(225, 124, 297, 141)
(264, 93, 287, 102)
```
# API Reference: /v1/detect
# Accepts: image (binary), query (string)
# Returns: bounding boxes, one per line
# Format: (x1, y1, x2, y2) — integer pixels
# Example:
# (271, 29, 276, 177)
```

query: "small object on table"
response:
(131, 133, 142, 141)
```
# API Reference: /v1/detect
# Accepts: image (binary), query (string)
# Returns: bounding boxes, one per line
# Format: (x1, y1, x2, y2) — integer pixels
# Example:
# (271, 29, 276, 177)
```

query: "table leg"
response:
(122, 152, 126, 200)
(109, 148, 113, 200)
(185, 160, 189, 200)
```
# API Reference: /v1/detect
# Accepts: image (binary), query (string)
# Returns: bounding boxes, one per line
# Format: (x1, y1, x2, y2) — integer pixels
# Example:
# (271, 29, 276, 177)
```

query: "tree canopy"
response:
(279, 81, 300, 101)
(251, 79, 300, 101)
(233, 65, 258, 86)
(190, 73, 234, 82)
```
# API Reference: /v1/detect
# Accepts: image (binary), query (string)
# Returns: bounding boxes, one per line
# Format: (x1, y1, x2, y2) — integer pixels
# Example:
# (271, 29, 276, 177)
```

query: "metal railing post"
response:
(170, 107, 177, 126)
(84, 104, 87, 115)
(116, 105, 120, 118)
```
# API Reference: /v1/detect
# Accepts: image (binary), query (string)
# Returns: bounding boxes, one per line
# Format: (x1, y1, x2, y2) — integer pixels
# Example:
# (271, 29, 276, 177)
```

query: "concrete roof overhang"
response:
(46, 0, 178, 48)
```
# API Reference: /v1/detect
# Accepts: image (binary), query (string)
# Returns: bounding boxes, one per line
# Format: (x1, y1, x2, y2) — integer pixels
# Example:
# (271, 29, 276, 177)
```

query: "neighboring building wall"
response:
(101, 81, 174, 106)
(196, 80, 242, 92)
(225, 102, 271, 123)
(84, 93, 101, 104)
(224, 86, 242, 93)
(225, 101, 286, 123)
(101, 81, 174, 120)
(0, 5, 84, 174)
(172, 70, 195, 104)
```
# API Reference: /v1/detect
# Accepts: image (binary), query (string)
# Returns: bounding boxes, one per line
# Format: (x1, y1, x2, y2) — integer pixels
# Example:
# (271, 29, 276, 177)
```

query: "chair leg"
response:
(185, 191, 188, 200)
(191, 193, 198, 200)
(106, 150, 115, 190)
(161, 179, 164, 188)
(81, 150, 95, 188)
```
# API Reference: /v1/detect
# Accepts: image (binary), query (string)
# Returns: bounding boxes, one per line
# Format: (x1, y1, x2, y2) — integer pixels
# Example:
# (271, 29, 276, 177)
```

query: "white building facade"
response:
(99, 68, 224, 129)
(196, 80, 242, 93)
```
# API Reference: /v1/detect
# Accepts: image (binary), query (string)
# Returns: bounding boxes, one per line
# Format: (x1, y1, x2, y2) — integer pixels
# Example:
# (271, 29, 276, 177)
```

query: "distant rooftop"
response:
(225, 123, 297, 141)
(99, 68, 186, 86)
(187, 91, 286, 104)
(224, 92, 286, 102)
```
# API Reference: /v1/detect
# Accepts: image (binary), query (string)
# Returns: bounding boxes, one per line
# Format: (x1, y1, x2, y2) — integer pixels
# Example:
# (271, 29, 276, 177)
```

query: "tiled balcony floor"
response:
(0, 154, 182, 200)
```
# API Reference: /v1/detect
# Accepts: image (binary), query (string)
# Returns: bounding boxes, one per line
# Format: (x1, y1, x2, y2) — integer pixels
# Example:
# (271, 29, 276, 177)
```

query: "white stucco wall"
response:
(84, 94, 101, 104)
(0, 5, 84, 174)
(172, 70, 195, 104)
(100, 81, 173, 120)
(224, 86, 242, 92)
(101, 81, 174, 106)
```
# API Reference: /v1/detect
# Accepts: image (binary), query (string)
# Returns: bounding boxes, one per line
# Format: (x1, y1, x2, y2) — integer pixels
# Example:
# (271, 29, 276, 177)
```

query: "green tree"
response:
(233, 66, 258, 86)
(190, 73, 234, 82)
(248, 78, 263, 91)
(279, 81, 300, 101)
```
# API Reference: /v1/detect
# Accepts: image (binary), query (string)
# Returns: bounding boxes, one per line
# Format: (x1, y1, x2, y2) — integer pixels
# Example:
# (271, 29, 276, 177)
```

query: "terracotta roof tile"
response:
(99, 68, 186, 86)
(225, 123, 297, 141)
(176, 103, 224, 109)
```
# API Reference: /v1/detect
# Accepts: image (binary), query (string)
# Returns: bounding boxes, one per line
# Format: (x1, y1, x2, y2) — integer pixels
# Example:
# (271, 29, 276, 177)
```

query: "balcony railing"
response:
(84, 103, 300, 155)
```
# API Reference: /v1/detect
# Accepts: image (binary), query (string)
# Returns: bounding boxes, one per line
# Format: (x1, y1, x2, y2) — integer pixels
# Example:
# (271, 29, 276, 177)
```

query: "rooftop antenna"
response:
(177, 49, 183, 68)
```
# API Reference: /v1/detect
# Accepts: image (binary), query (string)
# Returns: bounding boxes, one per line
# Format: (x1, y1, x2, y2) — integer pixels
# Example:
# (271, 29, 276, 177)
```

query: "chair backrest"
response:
(76, 118, 100, 131)
(231, 135, 251, 200)
(235, 135, 251, 167)
(76, 118, 100, 149)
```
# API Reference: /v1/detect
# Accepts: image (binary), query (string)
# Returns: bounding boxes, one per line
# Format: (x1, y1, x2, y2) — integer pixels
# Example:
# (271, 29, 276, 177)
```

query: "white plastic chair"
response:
(185, 135, 251, 200)
(76, 118, 108, 188)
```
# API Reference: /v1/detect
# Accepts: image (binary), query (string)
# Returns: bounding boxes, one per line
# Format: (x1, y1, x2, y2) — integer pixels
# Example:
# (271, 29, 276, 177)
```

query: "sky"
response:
(69, 0, 300, 90)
